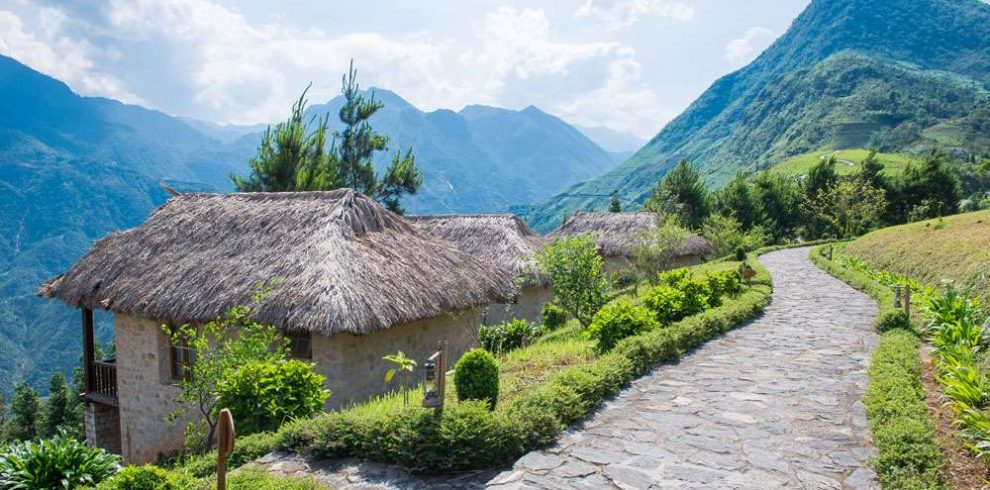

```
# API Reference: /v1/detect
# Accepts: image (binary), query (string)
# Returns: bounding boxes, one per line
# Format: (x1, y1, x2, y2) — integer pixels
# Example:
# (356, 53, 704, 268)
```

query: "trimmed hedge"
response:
(277, 255, 772, 473)
(810, 246, 947, 489)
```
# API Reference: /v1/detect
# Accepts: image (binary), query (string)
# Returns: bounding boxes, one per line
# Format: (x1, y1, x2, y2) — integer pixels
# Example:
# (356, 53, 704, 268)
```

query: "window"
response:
(168, 327, 195, 382)
(285, 330, 312, 360)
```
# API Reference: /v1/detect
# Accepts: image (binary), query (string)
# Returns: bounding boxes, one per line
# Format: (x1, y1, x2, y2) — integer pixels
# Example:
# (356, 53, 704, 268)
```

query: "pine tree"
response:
(6, 382, 41, 442)
(643, 160, 710, 229)
(609, 191, 621, 212)
(231, 60, 423, 213)
(41, 372, 72, 438)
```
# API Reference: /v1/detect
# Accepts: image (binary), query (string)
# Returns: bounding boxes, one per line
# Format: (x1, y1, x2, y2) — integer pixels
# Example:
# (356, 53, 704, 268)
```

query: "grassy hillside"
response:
(846, 210, 990, 305)
(768, 149, 916, 177)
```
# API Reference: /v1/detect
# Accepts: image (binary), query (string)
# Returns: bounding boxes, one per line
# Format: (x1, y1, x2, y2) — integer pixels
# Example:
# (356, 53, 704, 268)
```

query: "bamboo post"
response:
(217, 409, 236, 490)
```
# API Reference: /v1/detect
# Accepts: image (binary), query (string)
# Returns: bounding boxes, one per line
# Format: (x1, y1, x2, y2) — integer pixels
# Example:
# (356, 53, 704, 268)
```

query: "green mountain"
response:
(0, 55, 618, 395)
(521, 0, 990, 232)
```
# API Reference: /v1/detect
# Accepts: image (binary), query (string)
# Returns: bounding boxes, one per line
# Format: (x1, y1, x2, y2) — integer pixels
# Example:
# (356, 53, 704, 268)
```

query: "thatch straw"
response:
(408, 214, 549, 286)
(551, 212, 713, 259)
(39, 190, 514, 335)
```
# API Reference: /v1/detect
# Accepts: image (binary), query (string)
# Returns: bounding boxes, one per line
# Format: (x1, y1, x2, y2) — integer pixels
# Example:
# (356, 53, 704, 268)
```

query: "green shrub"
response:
(176, 430, 282, 478)
(679, 278, 711, 317)
(876, 309, 911, 332)
(0, 431, 120, 489)
(642, 284, 686, 325)
(659, 268, 689, 287)
(587, 299, 660, 354)
(453, 349, 499, 410)
(609, 268, 639, 289)
(216, 360, 329, 435)
(479, 319, 537, 354)
(190, 467, 322, 490)
(95, 465, 194, 490)
(706, 270, 742, 301)
(734, 246, 747, 261)
(540, 303, 568, 331)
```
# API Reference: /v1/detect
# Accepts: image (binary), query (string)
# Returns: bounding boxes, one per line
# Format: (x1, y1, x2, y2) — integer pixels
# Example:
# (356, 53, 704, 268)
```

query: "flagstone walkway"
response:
(254, 247, 880, 489)
(488, 247, 879, 489)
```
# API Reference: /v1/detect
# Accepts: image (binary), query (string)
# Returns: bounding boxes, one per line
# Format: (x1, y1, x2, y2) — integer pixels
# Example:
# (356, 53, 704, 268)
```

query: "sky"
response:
(0, 0, 811, 139)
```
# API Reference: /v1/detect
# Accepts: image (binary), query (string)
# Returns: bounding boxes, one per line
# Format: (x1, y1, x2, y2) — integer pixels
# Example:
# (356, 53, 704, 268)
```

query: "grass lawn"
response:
(768, 148, 916, 178)
(846, 210, 990, 305)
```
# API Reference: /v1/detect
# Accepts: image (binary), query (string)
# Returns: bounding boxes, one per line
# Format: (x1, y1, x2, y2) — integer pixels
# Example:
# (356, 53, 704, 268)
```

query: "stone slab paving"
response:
(256, 247, 879, 489)
(488, 247, 879, 489)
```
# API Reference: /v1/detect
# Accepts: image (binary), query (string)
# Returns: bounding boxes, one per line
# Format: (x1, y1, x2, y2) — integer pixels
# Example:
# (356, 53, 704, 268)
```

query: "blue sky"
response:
(0, 0, 810, 138)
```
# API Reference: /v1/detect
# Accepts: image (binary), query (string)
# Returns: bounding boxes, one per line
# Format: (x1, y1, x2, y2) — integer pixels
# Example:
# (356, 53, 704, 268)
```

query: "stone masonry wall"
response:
(481, 285, 554, 326)
(115, 314, 188, 464)
(84, 402, 121, 454)
(312, 308, 482, 409)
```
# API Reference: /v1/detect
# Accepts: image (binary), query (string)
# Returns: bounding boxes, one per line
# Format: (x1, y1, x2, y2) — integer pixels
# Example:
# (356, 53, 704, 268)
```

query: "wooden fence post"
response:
(217, 409, 235, 490)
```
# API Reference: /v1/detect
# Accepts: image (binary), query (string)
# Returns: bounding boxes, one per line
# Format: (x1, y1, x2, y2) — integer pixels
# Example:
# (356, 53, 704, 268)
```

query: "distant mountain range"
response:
(521, 0, 990, 232)
(0, 54, 618, 394)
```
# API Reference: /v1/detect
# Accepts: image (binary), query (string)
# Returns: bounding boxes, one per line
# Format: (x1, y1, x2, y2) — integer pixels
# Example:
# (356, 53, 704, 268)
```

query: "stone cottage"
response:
(551, 212, 713, 273)
(38, 189, 512, 464)
(409, 214, 552, 326)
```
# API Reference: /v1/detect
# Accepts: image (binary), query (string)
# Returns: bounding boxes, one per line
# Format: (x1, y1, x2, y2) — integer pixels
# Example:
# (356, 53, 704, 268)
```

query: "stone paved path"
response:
(256, 248, 879, 489)
(488, 248, 879, 489)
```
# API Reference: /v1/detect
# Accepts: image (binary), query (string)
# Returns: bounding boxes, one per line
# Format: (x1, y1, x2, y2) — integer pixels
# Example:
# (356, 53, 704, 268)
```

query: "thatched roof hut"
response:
(408, 214, 548, 286)
(552, 212, 713, 259)
(39, 190, 514, 335)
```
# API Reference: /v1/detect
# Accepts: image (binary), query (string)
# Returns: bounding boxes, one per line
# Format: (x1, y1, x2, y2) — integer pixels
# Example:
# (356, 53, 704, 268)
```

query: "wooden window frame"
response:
(168, 326, 195, 382)
(285, 329, 312, 360)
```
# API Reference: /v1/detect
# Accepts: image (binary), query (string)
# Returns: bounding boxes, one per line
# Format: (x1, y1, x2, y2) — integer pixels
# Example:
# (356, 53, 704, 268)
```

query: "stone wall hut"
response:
(409, 214, 552, 326)
(38, 190, 512, 464)
(551, 212, 713, 273)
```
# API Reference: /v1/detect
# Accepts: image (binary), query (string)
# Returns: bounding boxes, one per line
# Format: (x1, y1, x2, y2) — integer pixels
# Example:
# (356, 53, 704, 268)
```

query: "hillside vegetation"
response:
(769, 149, 916, 177)
(523, 0, 990, 232)
(846, 210, 990, 305)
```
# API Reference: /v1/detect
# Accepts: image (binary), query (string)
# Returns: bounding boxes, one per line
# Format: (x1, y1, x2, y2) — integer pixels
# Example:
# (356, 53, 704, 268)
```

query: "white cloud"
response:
(725, 26, 775, 66)
(0, 7, 139, 102)
(575, 0, 695, 29)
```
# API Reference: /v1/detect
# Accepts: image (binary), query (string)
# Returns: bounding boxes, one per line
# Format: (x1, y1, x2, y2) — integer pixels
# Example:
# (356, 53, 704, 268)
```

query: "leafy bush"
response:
(707, 270, 743, 300)
(216, 360, 329, 435)
(453, 349, 499, 410)
(642, 284, 686, 325)
(174, 430, 281, 478)
(734, 246, 747, 261)
(540, 303, 568, 331)
(536, 235, 612, 328)
(95, 465, 194, 490)
(0, 431, 120, 489)
(587, 299, 660, 354)
(876, 309, 911, 332)
(679, 278, 711, 317)
(480, 319, 537, 354)
(190, 467, 322, 490)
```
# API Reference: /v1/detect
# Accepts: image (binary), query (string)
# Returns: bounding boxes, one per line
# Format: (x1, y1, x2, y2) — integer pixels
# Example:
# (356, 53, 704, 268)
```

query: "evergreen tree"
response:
(0, 394, 7, 442)
(231, 60, 423, 213)
(713, 173, 759, 229)
(643, 160, 710, 229)
(859, 150, 886, 189)
(41, 372, 73, 438)
(609, 191, 621, 213)
(802, 157, 839, 238)
(6, 382, 41, 442)
(901, 148, 962, 219)
(750, 172, 803, 241)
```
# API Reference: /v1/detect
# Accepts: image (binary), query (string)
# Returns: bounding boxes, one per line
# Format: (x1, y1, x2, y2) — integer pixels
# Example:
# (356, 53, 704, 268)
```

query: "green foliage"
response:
(587, 299, 659, 354)
(536, 235, 612, 328)
(642, 160, 709, 229)
(641, 285, 686, 325)
(609, 191, 621, 213)
(480, 319, 537, 355)
(5, 383, 40, 442)
(876, 310, 910, 333)
(677, 278, 711, 318)
(0, 430, 120, 489)
(628, 217, 690, 283)
(540, 303, 568, 331)
(94, 465, 194, 490)
(215, 360, 328, 436)
(803, 180, 888, 239)
(41, 373, 74, 439)
(900, 149, 962, 222)
(230, 61, 423, 213)
(706, 270, 743, 302)
(167, 285, 290, 451)
(382, 351, 418, 406)
(734, 246, 747, 261)
(701, 215, 766, 258)
(453, 349, 499, 410)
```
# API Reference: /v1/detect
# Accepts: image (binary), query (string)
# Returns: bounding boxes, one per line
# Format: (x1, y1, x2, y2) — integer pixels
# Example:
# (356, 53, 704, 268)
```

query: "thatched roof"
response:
(39, 190, 514, 335)
(408, 214, 548, 286)
(552, 212, 713, 259)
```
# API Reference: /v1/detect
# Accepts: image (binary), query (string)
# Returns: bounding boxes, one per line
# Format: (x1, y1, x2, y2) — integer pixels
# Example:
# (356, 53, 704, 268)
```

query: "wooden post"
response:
(905, 285, 912, 321)
(82, 308, 95, 394)
(217, 409, 236, 490)
(436, 341, 447, 408)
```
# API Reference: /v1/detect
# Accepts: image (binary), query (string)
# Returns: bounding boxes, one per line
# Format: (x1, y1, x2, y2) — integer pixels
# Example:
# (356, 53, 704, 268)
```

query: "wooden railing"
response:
(90, 359, 118, 401)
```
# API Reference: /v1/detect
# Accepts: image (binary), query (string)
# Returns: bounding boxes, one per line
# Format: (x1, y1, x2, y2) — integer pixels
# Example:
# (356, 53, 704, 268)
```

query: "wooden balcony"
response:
(82, 308, 118, 406)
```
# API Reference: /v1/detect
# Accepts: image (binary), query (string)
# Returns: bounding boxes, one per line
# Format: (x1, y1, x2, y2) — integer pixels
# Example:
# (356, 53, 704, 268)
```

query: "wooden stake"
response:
(217, 409, 235, 490)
